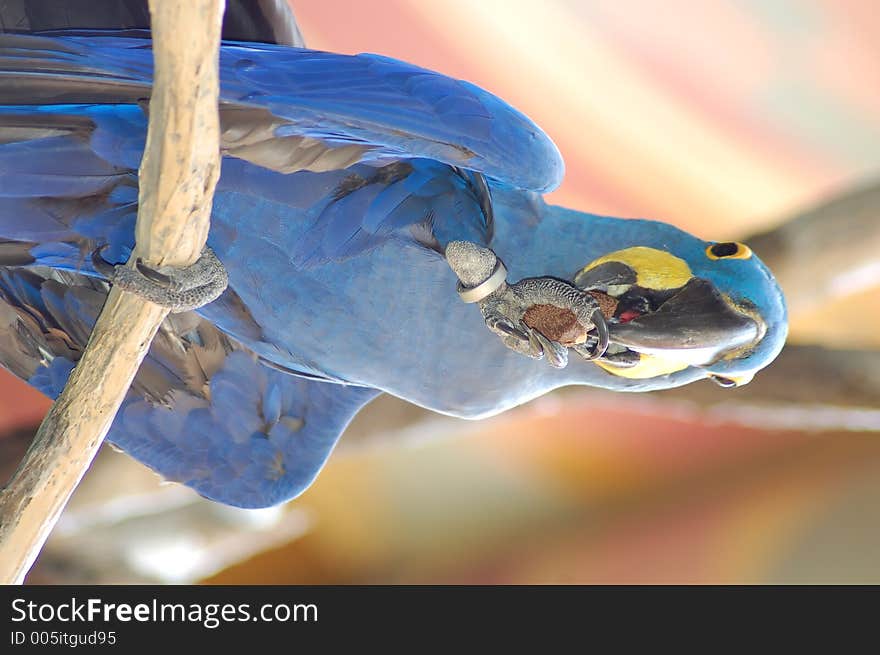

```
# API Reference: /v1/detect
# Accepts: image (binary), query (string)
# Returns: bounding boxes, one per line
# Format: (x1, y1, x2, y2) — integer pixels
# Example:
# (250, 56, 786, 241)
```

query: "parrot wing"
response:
(0, 101, 494, 276)
(0, 32, 562, 192)
(0, 266, 378, 508)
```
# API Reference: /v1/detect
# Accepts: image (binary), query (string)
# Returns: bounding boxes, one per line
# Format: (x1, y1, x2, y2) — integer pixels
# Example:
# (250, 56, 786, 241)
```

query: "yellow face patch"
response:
(578, 246, 693, 291)
(595, 354, 689, 379)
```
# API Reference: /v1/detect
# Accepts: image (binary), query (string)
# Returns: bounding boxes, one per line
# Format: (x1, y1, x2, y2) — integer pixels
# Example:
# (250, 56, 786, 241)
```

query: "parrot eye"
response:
(706, 242, 752, 260)
(709, 375, 738, 388)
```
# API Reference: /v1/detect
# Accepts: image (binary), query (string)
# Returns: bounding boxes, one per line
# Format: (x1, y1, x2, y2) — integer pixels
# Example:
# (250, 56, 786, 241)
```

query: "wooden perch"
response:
(746, 179, 880, 318)
(0, 0, 225, 584)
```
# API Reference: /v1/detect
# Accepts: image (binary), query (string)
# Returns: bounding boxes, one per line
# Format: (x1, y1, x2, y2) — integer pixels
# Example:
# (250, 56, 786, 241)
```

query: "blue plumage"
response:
(0, 33, 787, 508)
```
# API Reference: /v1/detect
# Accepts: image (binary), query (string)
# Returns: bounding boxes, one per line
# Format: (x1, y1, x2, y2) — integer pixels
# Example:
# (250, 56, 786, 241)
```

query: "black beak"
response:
(607, 278, 758, 355)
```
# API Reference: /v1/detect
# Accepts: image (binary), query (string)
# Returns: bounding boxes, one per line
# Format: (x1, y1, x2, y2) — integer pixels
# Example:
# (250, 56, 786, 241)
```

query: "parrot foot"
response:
(446, 240, 605, 369)
(91, 245, 228, 312)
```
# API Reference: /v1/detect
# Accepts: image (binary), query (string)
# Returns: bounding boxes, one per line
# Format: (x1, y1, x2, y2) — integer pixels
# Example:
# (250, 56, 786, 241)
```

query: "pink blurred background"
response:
(4, 0, 880, 583)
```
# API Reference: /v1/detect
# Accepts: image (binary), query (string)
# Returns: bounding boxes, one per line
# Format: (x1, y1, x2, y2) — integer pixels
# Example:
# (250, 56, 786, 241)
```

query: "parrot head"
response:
(570, 223, 787, 388)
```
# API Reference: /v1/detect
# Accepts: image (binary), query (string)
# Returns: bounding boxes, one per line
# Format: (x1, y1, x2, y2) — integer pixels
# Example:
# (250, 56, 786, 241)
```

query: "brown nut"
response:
(522, 304, 588, 346)
(587, 290, 619, 319)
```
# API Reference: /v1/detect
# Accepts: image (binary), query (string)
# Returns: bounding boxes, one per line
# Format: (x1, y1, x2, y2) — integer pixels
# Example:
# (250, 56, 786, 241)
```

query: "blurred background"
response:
(2, 0, 880, 583)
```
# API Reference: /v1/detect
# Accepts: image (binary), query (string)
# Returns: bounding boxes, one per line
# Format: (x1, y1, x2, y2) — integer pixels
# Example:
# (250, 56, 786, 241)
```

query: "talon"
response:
(486, 313, 530, 342)
(521, 322, 545, 360)
(136, 259, 173, 288)
(576, 309, 609, 360)
(591, 309, 610, 359)
(530, 328, 568, 368)
(495, 320, 529, 341)
(91, 244, 118, 278)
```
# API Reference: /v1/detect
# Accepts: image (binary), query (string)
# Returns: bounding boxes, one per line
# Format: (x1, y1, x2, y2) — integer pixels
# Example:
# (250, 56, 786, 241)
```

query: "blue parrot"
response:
(0, 20, 786, 507)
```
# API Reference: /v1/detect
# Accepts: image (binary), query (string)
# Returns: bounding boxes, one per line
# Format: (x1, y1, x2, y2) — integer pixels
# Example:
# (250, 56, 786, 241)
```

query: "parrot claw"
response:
(90, 244, 117, 278)
(135, 260, 174, 288)
(485, 313, 529, 341)
(90, 245, 229, 312)
(525, 324, 568, 368)
(483, 312, 548, 362)
(483, 312, 571, 367)
(572, 309, 610, 361)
